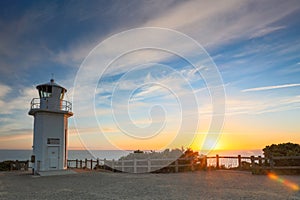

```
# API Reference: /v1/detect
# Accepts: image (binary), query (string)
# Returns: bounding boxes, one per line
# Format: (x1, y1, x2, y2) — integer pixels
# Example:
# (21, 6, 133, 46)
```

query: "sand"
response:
(0, 170, 300, 200)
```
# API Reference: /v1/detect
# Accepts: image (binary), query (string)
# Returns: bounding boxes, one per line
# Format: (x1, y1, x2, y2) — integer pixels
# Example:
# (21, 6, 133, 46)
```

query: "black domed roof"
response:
(36, 79, 67, 92)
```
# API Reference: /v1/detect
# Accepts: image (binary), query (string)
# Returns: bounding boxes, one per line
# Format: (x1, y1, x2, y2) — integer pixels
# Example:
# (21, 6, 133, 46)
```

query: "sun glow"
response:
(190, 133, 223, 151)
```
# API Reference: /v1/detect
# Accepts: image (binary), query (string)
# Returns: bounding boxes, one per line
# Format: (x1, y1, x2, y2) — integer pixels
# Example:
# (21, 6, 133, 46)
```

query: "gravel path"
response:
(1, 170, 300, 200)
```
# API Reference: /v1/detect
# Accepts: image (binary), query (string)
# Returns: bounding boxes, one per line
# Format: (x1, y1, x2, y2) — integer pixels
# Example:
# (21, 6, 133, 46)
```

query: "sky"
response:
(0, 0, 300, 152)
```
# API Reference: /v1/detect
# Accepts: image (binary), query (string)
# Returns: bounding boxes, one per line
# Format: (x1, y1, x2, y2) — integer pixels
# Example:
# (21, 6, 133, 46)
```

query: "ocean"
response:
(0, 149, 264, 162)
(0, 149, 131, 162)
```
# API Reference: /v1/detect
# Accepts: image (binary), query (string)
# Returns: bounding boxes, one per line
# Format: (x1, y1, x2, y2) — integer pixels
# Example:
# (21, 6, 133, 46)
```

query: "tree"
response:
(263, 142, 300, 166)
(263, 142, 300, 157)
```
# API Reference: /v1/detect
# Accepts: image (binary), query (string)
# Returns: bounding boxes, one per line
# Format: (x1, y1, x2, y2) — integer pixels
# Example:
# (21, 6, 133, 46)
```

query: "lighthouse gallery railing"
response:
(30, 98, 72, 112)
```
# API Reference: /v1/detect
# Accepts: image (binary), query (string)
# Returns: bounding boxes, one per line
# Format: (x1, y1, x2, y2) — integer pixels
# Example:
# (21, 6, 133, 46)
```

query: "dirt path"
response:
(1, 170, 300, 200)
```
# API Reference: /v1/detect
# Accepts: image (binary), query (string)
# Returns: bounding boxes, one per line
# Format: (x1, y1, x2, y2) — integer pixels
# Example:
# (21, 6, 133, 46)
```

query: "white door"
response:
(48, 147, 59, 170)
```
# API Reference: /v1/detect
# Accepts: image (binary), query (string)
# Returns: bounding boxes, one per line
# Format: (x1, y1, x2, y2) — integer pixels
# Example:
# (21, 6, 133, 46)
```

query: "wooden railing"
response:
(67, 159, 101, 170)
(67, 158, 197, 173)
(205, 155, 300, 173)
(205, 155, 263, 169)
(67, 155, 300, 174)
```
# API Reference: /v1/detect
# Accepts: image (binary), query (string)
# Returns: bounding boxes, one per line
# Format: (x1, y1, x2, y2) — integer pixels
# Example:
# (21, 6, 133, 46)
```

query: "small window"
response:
(47, 138, 60, 145)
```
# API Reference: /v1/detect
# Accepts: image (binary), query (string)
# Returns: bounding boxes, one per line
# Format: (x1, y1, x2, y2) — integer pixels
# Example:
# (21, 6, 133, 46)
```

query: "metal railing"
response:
(30, 98, 72, 112)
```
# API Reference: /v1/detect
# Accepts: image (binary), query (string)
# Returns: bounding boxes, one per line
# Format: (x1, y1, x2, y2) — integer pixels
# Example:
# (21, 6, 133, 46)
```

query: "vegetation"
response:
(0, 160, 13, 171)
(263, 142, 300, 166)
(0, 160, 29, 171)
(152, 148, 202, 173)
(119, 148, 183, 160)
(263, 142, 300, 158)
(263, 142, 300, 174)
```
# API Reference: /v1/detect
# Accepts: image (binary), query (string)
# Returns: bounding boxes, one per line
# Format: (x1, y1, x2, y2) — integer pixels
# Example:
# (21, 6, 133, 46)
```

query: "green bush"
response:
(0, 160, 13, 171)
(263, 142, 300, 167)
(263, 142, 300, 157)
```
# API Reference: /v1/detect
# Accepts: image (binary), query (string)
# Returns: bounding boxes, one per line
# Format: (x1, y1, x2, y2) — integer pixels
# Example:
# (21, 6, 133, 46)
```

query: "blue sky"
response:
(0, 0, 300, 150)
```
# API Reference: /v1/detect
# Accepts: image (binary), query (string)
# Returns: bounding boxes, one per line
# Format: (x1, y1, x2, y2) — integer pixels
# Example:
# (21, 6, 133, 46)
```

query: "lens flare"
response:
(268, 173, 299, 191)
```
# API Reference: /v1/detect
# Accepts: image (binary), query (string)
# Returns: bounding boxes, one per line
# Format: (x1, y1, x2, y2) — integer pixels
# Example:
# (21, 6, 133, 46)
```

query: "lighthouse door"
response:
(48, 147, 59, 170)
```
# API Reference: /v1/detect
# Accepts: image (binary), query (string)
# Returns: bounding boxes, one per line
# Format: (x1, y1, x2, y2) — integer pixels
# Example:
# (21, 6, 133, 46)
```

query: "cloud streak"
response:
(242, 83, 300, 92)
(145, 0, 300, 48)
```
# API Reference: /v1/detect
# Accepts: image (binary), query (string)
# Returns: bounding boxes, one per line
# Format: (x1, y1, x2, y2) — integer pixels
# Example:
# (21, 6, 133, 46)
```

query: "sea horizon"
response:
(0, 148, 264, 162)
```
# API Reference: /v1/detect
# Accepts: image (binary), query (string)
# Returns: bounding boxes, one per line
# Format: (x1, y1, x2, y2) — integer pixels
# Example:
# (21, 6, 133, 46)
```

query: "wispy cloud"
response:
(144, 0, 300, 48)
(250, 26, 285, 39)
(0, 84, 11, 98)
(242, 83, 300, 92)
(50, 0, 300, 71)
(225, 94, 300, 116)
(0, 85, 36, 114)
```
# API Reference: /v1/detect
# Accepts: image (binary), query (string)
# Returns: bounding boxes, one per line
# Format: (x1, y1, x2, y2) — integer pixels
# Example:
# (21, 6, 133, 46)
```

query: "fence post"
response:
(134, 158, 137, 173)
(216, 154, 219, 169)
(250, 156, 255, 167)
(250, 156, 255, 174)
(190, 158, 194, 171)
(85, 159, 87, 168)
(122, 159, 125, 172)
(203, 156, 207, 170)
(76, 159, 78, 168)
(258, 156, 262, 166)
(16, 160, 20, 170)
(104, 158, 106, 170)
(25, 160, 29, 171)
(90, 159, 93, 170)
(112, 159, 115, 172)
(238, 155, 241, 169)
(175, 160, 179, 173)
(80, 160, 82, 169)
(147, 158, 151, 173)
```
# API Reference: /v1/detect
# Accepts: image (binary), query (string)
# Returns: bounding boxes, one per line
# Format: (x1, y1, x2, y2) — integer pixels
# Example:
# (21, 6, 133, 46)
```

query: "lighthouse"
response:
(29, 79, 73, 174)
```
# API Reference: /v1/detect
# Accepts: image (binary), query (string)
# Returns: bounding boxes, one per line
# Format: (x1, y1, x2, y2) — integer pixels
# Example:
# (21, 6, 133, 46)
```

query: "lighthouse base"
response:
(37, 169, 77, 176)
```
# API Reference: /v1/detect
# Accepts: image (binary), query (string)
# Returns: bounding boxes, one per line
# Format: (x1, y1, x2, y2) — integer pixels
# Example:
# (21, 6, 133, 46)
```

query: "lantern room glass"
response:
(38, 85, 52, 98)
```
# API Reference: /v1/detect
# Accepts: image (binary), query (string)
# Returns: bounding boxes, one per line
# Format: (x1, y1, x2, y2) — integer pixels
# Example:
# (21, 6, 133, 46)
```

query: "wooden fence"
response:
(3, 155, 298, 173)
(67, 155, 300, 174)
(67, 159, 102, 170)
(204, 155, 300, 173)
(67, 157, 196, 173)
(206, 155, 261, 169)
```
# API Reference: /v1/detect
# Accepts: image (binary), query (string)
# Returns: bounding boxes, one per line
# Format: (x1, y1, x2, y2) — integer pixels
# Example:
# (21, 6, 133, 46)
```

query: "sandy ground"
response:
(0, 170, 300, 200)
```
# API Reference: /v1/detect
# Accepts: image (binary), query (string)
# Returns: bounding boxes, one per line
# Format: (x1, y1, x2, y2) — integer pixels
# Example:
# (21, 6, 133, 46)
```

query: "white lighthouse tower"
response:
(29, 79, 73, 174)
